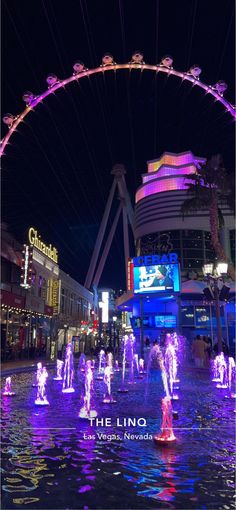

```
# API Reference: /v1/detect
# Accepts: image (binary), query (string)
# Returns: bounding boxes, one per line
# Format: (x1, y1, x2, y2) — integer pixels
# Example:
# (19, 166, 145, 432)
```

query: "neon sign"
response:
(28, 227, 58, 263)
(133, 253, 178, 266)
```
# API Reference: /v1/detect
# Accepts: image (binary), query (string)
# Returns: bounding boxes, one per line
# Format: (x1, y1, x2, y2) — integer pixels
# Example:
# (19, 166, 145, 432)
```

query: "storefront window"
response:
(181, 306, 195, 326)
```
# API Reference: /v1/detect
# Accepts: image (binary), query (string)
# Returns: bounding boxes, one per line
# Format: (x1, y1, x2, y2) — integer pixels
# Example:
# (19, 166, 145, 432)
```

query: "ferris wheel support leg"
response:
(123, 206, 130, 289)
(84, 178, 117, 289)
(118, 176, 135, 236)
(93, 203, 122, 287)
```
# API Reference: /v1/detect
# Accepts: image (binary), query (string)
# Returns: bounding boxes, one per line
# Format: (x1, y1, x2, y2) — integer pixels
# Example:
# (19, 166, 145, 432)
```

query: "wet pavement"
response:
(1, 365, 235, 510)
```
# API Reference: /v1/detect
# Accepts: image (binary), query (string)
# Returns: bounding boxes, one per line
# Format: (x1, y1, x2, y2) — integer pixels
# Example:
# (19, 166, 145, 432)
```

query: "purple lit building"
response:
(116, 152, 235, 352)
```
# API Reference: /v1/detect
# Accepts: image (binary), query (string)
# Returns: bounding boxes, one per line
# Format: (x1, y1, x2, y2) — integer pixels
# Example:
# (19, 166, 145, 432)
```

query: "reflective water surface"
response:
(1, 367, 235, 509)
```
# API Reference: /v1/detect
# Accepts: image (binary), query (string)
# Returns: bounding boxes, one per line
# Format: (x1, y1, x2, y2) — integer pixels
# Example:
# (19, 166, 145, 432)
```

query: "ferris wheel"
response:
(1, 52, 235, 158)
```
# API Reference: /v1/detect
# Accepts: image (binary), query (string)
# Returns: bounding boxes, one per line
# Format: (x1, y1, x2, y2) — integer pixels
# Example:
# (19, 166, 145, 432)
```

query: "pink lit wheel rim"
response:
(1, 60, 235, 158)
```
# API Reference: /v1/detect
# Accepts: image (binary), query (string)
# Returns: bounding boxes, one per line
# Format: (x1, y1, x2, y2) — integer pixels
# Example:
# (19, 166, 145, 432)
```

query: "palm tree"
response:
(181, 154, 235, 281)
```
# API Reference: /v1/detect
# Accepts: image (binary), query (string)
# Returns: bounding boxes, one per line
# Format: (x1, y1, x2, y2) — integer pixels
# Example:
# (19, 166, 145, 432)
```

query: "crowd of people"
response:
(191, 334, 229, 368)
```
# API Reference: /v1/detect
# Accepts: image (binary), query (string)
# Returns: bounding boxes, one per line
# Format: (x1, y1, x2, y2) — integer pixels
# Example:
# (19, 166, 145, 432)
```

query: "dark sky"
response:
(2, 0, 235, 290)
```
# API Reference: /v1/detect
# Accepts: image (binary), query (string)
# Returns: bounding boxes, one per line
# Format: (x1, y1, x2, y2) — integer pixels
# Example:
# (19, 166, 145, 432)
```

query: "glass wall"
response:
(138, 230, 216, 270)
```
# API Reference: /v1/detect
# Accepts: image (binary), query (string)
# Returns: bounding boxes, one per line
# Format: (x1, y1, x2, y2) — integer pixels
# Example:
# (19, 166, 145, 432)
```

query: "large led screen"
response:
(154, 315, 177, 328)
(133, 264, 180, 294)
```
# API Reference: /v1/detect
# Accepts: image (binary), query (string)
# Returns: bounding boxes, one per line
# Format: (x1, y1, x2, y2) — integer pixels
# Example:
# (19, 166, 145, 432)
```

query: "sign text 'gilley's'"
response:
(133, 253, 178, 267)
(28, 228, 58, 264)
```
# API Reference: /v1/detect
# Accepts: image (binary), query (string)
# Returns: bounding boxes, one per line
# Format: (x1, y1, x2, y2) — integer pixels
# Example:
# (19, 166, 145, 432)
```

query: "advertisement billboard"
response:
(133, 263, 180, 294)
(154, 315, 177, 328)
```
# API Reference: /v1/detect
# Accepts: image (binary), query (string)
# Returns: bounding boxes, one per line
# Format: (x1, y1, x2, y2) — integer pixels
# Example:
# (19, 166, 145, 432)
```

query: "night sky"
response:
(2, 0, 235, 290)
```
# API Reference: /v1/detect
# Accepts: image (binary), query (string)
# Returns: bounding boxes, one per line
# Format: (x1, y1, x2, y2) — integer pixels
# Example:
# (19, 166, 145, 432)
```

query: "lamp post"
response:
(63, 324, 68, 346)
(202, 262, 228, 354)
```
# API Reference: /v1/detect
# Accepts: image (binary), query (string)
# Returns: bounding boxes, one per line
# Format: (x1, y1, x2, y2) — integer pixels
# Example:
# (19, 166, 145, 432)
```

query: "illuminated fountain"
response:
(216, 353, 228, 389)
(53, 359, 64, 380)
(147, 344, 170, 394)
(211, 354, 222, 382)
(118, 335, 129, 393)
(139, 358, 146, 375)
(96, 349, 106, 380)
(32, 361, 42, 387)
(99, 349, 106, 372)
(114, 360, 120, 372)
(2, 377, 16, 396)
(134, 353, 139, 376)
(164, 339, 179, 400)
(102, 366, 116, 403)
(127, 333, 136, 384)
(226, 357, 236, 399)
(79, 353, 86, 372)
(35, 367, 49, 405)
(62, 342, 75, 393)
(79, 360, 97, 419)
(106, 352, 114, 372)
(153, 396, 176, 445)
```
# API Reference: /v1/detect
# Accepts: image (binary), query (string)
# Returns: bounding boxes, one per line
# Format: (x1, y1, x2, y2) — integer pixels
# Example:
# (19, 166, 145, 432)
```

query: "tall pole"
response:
(85, 163, 134, 289)
(117, 175, 135, 235)
(140, 297, 144, 358)
(93, 204, 122, 286)
(209, 304, 213, 342)
(28, 314, 32, 359)
(85, 178, 117, 289)
(224, 304, 229, 348)
(213, 280, 223, 354)
(122, 206, 130, 289)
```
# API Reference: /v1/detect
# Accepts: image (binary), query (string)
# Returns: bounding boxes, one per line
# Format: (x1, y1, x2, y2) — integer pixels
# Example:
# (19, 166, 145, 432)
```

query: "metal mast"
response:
(84, 164, 134, 289)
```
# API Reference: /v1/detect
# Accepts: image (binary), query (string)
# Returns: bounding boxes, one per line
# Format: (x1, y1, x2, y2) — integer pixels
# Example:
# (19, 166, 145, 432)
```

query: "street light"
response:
(202, 262, 229, 354)
(64, 324, 68, 346)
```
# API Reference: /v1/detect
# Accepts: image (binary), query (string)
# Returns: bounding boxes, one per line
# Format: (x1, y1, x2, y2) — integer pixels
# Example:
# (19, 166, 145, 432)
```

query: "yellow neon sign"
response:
(28, 227, 58, 264)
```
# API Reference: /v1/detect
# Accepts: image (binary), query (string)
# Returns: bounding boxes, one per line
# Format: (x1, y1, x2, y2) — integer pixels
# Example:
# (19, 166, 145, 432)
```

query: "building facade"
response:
(135, 151, 234, 273)
(116, 152, 235, 352)
(1, 225, 94, 360)
(57, 270, 94, 355)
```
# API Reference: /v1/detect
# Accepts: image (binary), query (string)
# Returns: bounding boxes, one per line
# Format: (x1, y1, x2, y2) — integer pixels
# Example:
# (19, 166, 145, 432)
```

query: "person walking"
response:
(192, 335, 207, 368)
(203, 335, 212, 367)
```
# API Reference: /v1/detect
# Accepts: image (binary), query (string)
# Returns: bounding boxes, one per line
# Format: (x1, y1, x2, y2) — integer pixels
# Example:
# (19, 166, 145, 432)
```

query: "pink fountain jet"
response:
(32, 362, 42, 387)
(114, 360, 120, 372)
(227, 357, 236, 399)
(139, 358, 146, 375)
(216, 353, 228, 389)
(62, 342, 75, 393)
(118, 334, 130, 392)
(79, 360, 97, 419)
(53, 359, 64, 380)
(3, 377, 16, 396)
(95, 349, 106, 380)
(102, 366, 116, 403)
(154, 396, 176, 445)
(35, 367, 49, 405)
(164, 338, 179, 400)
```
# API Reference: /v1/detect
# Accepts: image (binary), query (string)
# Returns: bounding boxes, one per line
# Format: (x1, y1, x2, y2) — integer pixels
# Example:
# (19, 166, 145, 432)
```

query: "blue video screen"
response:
(133, 264, 180, 294)
(154, 315, 177, 328)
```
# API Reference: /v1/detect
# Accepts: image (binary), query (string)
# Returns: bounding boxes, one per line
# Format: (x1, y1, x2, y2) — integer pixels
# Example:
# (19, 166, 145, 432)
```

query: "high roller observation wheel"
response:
(1, 53, 235, 158)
